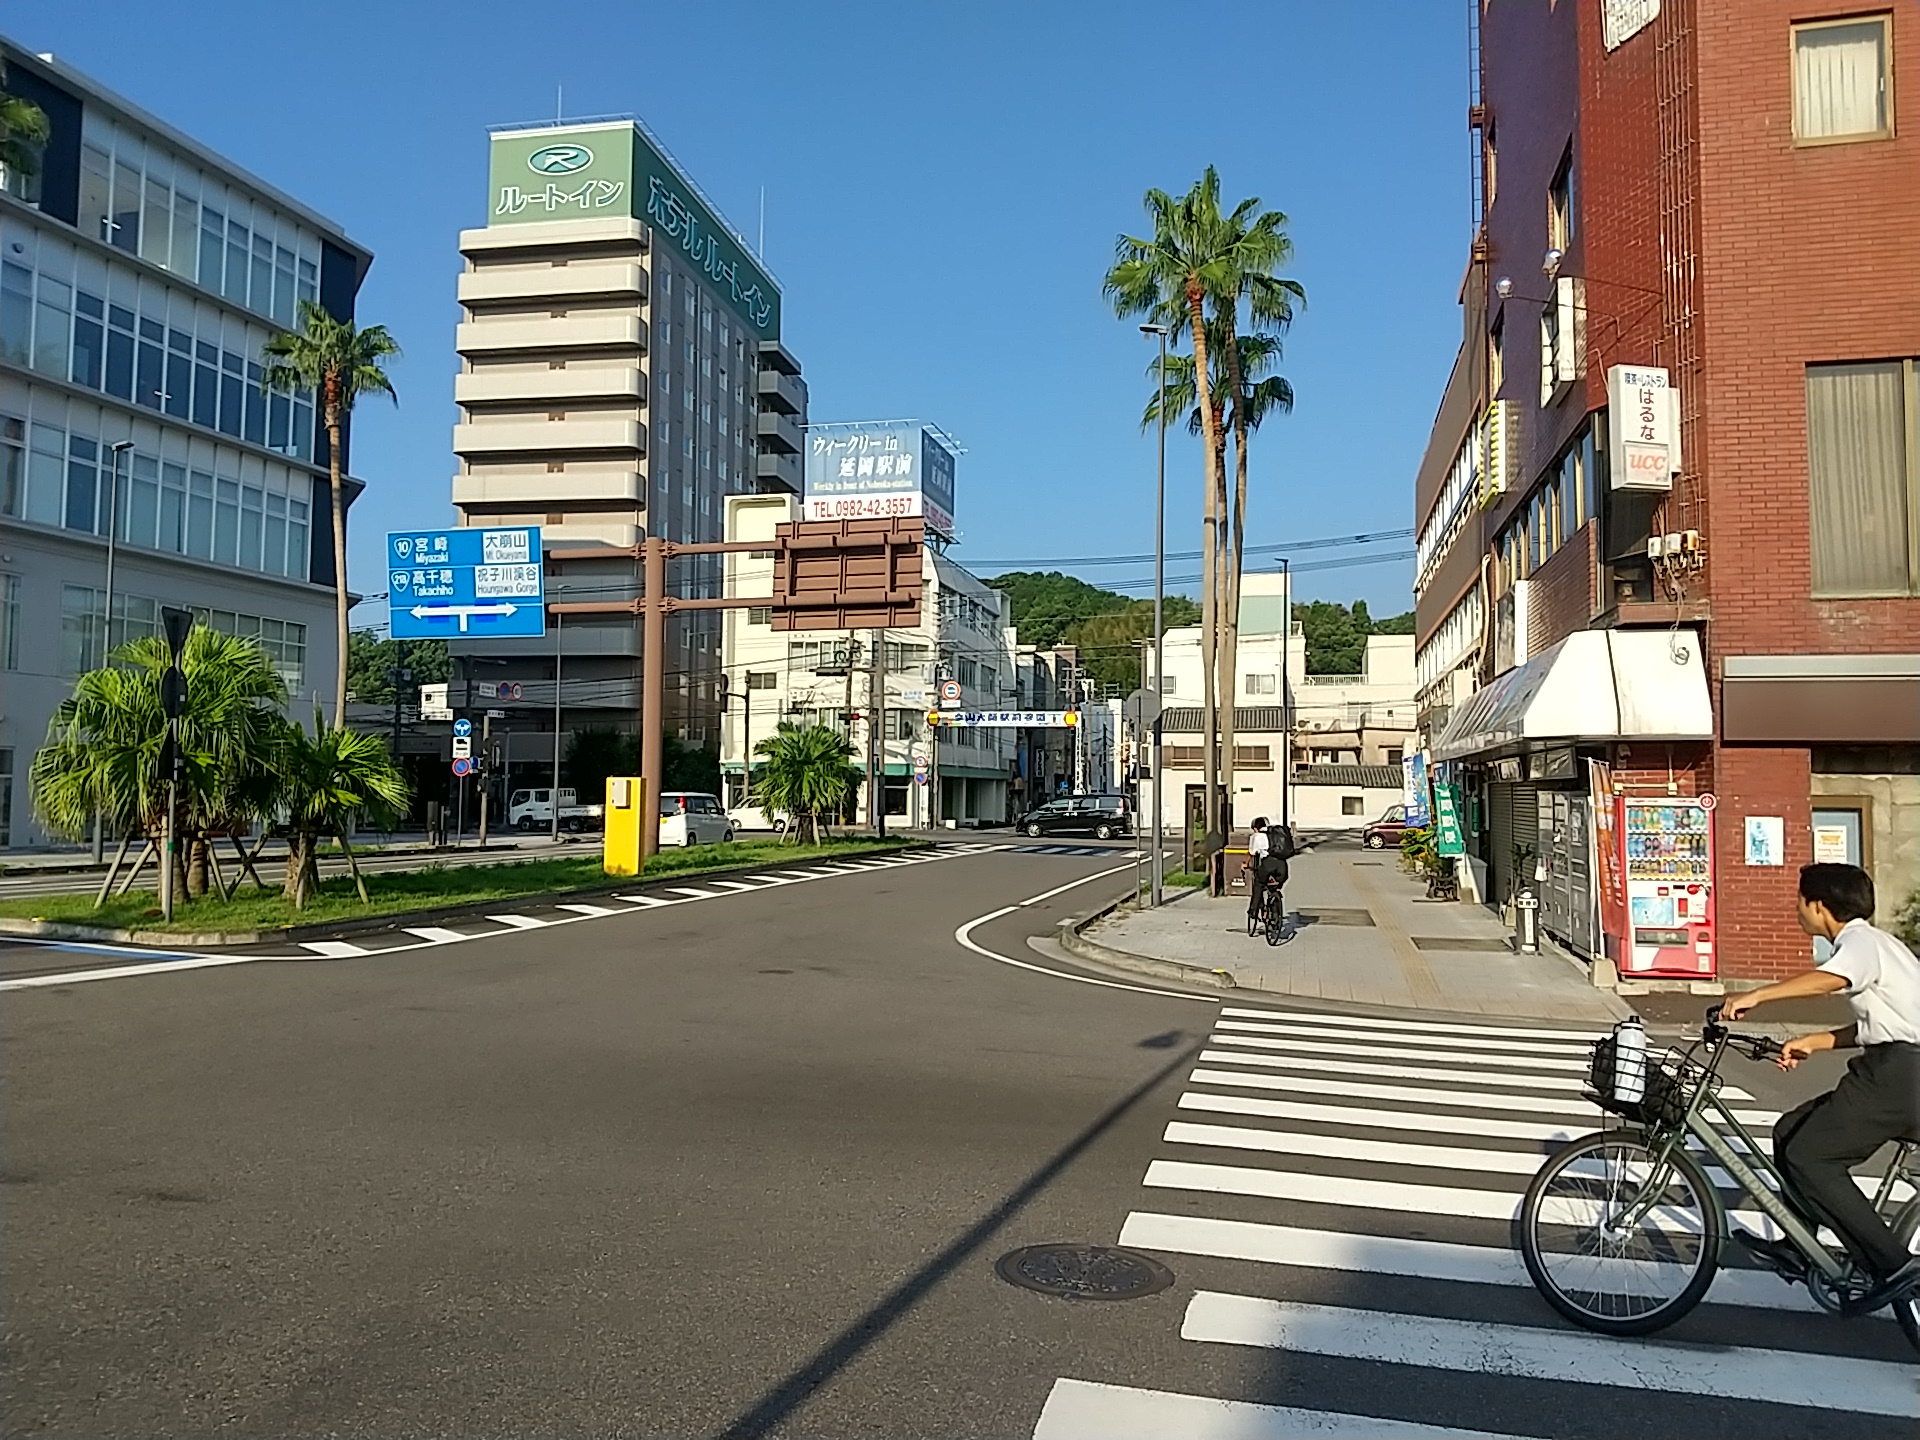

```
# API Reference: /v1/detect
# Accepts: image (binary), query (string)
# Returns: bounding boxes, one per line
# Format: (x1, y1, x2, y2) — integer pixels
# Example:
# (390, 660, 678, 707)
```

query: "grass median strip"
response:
(0, 839, 916, 936)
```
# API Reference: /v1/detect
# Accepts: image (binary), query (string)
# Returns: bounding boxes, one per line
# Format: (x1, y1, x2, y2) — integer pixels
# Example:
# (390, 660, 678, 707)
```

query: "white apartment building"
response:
(1146, 572, 1416, 830)
(447, 118, 804, 747)
(720, 493, 1016, 826)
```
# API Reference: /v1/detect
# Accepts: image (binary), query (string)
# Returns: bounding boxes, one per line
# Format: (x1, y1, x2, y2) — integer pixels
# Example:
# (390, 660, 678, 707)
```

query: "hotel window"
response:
(1794, 15, 1893, 142)
(0, 573, 19, 669)
(1806, 359, 1919, 596)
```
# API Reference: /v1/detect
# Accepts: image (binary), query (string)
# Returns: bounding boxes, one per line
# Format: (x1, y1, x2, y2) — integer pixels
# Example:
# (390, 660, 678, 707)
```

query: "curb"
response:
(0, 839, 527, 880)
(1056, 898, 1239, 991)
(0, 842, 927, 949)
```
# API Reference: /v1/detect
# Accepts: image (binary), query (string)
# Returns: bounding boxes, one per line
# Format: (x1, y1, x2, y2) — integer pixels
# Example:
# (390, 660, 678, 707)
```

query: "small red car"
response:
(1362, 804, 1411, 849)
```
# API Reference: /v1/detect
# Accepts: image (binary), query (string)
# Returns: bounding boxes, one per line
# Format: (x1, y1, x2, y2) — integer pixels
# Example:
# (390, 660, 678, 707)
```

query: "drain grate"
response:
(995, 1244, 1174, 1301)
(1412, 936, 1513, 953)
(1296, 907, 1375, 927)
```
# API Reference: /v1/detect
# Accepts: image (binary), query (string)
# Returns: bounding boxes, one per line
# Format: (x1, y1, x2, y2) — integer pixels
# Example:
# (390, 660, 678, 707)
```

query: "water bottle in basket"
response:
(1610, 1015, 1648, 1107)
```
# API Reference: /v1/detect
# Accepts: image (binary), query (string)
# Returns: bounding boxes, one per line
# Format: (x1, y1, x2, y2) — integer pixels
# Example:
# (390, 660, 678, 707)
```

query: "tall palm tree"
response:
(0, 64, 49, 183)
(30, 628, 287, 902)
(275, 713, 410, 908)
(753, 722, 861, 845)
(1208, 201, 1304, 818)
(1106, 170, 1236, 843)
(262, 299, 400, 727)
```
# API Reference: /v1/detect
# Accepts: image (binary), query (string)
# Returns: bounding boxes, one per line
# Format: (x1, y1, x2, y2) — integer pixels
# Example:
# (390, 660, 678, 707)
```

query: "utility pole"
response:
(1279, 557, 1292, 837)
(551, 608, 564, 842)
(870, 627, 886, 837)
(1143, 323, 1169, 906)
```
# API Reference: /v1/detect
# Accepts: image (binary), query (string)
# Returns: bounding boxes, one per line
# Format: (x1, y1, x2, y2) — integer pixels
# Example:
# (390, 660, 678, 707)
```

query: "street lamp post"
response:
(90, 441, 136, 863)
(1141, 323, 1169, 905)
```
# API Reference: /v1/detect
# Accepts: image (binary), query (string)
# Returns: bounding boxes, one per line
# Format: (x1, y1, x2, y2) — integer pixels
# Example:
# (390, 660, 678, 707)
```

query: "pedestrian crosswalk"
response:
(1033, 1003, 1918, 1439)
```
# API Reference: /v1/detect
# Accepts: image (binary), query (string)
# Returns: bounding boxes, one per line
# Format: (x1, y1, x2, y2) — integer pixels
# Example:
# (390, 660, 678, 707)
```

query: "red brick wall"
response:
(1527, 520, 1599, 655)
(1708, 748, 1814, 982)
(1694, 0, 1920, 663)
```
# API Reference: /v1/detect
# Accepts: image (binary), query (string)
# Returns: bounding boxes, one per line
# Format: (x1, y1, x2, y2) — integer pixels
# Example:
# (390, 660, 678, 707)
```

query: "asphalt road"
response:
(1, 844, 1907, 1439)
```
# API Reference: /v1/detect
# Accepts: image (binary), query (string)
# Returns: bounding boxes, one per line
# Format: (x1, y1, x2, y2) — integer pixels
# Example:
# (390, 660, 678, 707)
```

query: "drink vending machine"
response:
(1617, 796, 1716, 978)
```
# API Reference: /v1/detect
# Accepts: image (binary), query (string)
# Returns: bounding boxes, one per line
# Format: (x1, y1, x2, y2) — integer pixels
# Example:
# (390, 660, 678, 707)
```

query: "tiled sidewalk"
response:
(1081, 840, 1632, 1024)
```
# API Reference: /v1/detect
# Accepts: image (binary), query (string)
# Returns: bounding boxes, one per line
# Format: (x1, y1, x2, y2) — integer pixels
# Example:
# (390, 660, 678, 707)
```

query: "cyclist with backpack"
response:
(1246, 816, 1292, 933)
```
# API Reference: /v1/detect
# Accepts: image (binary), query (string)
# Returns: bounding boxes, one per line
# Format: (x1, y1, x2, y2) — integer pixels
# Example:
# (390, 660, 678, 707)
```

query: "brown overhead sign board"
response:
(770, 517, 924, 631)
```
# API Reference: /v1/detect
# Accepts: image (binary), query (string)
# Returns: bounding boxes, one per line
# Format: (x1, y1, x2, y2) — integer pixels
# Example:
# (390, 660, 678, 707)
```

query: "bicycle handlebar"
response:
(1702, 1004, 1784, 1060)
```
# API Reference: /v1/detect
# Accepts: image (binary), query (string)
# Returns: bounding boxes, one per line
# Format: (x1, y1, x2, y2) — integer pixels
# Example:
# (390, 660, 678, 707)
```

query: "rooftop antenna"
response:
(758, 186, 765, 259)
(556, 84, 563, 121)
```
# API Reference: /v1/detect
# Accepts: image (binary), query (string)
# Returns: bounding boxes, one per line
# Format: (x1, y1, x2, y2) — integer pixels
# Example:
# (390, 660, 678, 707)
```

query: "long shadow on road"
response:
(712, 1037, 1204, 1439)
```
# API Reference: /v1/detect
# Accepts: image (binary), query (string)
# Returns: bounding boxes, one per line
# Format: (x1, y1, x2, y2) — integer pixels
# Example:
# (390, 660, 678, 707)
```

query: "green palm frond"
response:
(751, 723, 860, 827)
(261, 299, 400, 420)
(0, 64, 50, 178)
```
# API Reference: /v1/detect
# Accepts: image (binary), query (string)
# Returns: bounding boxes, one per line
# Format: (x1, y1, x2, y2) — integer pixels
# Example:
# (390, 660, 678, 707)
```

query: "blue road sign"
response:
(453, 718, 472, 738)
(451, 757, 474, 777)
(387, 527, 546, 640)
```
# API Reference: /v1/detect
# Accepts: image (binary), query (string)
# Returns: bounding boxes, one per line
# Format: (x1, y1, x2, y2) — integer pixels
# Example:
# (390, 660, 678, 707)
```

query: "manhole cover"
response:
(995, 1244, 1174, 1301)
(1413, 936, 1514, 953)
(1297, 907, 1376, 927)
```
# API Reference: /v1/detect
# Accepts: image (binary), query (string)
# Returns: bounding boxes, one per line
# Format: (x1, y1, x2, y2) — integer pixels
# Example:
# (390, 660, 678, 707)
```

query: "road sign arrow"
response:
(408, 603, 519, 632)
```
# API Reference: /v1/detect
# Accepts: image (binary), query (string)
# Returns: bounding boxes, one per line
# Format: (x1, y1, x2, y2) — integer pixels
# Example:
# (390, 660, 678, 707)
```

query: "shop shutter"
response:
(1489, 782, 1539, 906)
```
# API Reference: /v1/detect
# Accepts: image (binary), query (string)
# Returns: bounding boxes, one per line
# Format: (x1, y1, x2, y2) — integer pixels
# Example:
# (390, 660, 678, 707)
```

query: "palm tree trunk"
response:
(336, 826, 369, 904)
(1186, 285, 1224, 849)
(187, 831, 210, 898)
(326, 409, 349, 730)
(1219, 310, 1249, 835)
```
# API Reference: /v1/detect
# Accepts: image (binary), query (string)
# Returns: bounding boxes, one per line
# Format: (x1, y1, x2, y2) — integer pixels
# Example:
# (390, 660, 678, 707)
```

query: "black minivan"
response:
(1015, 795, 1133, 840)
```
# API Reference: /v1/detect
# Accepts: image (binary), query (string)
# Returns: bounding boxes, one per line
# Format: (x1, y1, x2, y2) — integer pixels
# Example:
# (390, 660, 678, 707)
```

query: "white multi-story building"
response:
(1147, 572, 1416, 830)
(447, 117, 804, 749)
(0, 41, 371, 846)
(720, 493, 1016, 827)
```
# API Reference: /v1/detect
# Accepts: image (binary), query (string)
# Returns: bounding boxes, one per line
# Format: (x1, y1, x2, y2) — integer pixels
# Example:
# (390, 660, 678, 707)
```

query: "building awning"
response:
(1721, 653, 1919, 744)
(1432, 629, 1712, 762)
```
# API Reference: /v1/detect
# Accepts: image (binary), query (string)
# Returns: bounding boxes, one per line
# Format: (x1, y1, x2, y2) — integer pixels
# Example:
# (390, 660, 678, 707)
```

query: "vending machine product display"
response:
(1617, 797, 1716, 977)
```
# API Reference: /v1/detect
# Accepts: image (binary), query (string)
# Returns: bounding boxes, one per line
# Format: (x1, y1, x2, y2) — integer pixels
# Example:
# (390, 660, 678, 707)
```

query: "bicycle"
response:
(1518, 1006, 1920, 1354)
(1244, 873, 1287, 947)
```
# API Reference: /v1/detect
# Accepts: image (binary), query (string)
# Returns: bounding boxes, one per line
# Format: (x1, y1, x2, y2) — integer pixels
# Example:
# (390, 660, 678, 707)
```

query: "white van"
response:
(658, 792, 734, 847)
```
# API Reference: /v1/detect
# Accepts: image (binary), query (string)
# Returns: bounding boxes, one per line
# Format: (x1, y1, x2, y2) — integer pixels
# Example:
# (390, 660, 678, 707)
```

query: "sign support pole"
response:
(479, 712, 492, 846)
(642, 537, 666, 863)
(551, 611, 563, 843)
(871, 628, 886, 838)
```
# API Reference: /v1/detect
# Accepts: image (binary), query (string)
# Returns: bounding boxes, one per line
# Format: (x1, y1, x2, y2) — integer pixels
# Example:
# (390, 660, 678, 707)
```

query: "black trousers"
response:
(1773, 1042, 1920, 1278)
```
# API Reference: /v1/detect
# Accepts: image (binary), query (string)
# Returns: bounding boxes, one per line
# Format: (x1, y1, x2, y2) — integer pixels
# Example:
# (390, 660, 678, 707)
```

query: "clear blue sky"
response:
(17, 0, 1470, 615)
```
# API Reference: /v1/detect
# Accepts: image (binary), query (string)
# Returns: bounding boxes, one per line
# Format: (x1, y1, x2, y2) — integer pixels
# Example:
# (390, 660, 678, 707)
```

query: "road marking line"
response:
(612, 895, 677, 907)
(1176, 1090, 1588, 1143)
(773, 871, 823, 881)
(748, 874, 799, 884)
(555, 903, 619, 916)
(708, 880, 762, 891)
(1199, 1044, 1589, 1092)
(666, 887, 723, 899)
(1164, 1119, 1547, 1175)
(1179, 1293, 1918, 1418)
(300, 940, 370, 957)
(485, 914, 547, 929)
(1221, 1005, 1607, 1043)
(403, 926, 467, 943)
(1208, 1029, 1597, 1076)
(1186, 1065, 1780, 1128)
(1215, 1016, 1598, 1057)
(1118, 1213, 1855, 1319)
(0, 953, 282, 988)
(1031, 1378, 1531, 1440)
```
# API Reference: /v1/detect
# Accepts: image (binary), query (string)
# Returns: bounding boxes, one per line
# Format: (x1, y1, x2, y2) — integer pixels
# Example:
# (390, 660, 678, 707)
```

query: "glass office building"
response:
(0, 38, 373, 846)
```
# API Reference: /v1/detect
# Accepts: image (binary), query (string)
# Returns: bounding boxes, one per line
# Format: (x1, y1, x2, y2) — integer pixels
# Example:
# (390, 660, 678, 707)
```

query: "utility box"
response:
(604, 776, 647, 876)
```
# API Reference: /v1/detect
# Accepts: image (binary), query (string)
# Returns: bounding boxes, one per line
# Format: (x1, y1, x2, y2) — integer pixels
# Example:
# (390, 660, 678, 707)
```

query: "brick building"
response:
(1413, 0, 1918, 985)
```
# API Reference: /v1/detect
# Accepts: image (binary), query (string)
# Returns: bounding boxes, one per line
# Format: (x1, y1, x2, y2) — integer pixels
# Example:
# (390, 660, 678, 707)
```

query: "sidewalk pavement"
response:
(1075, 838, 1633, 1024)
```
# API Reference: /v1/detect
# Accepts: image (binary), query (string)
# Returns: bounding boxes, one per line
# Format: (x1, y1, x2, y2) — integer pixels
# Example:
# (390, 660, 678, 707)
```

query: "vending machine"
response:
(1617, 797, 1716, 978)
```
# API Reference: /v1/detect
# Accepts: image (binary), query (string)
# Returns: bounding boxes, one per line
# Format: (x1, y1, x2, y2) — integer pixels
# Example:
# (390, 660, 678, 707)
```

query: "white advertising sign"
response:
(932, 710, 1080, 728)
(419, 682, 452, 721)
(1607, 365, 1681, 492)
(1604, 0, 1660, 51)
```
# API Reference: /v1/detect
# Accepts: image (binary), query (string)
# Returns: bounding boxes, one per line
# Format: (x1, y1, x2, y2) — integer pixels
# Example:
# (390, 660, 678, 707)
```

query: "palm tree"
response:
(275, 713, 410, 908)
(30, 628, 287, 903)
(752, 722, 861, 845)
(1106, 172, 1233, 845)
(262, 299, 400, 727)
(0, 64, 49, 184)
(1208, 200, 1304, 817)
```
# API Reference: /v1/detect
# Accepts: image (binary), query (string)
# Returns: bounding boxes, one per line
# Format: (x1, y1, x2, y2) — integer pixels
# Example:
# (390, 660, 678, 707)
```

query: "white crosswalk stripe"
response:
(1035, 1002, 1916, 1437)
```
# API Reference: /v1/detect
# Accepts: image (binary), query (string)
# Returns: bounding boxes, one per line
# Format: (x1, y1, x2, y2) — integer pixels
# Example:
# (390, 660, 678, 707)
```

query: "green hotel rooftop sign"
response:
(487, 121, 780, 341)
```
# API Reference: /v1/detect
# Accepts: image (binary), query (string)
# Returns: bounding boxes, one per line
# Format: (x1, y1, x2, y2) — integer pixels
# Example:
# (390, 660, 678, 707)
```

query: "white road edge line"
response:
(1031, 1377, 1534, 1440)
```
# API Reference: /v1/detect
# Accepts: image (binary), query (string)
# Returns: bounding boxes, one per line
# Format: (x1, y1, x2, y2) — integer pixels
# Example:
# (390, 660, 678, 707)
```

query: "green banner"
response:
(1433, 782, 1466, 858)
(487, 122, 780, 341)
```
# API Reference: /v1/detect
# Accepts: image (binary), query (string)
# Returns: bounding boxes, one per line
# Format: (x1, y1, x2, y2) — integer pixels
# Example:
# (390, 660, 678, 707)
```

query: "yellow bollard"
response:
(604, 776, 647, 876)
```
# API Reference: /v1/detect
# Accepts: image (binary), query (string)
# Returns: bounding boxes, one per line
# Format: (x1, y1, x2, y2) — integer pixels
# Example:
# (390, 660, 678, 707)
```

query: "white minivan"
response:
(658, 792, 735, 847)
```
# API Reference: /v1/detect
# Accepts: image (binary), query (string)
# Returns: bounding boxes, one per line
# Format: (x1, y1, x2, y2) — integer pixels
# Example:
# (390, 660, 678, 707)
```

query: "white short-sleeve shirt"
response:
(1249, 831, 1270, 858)
(1818, 918, 1920, 1047)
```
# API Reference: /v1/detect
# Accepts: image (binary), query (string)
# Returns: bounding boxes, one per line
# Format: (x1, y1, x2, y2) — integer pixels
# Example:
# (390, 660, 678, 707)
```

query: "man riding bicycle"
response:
(1245, 816, 1291, 930)
(1722, 862, 1920, 1308)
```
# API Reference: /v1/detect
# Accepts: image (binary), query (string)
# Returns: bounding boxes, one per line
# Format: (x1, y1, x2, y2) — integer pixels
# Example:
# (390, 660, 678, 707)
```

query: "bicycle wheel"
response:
(1264, 899, 1285, 946)
(1519, 1131, 1722, 1336)
(1893, 1198, 1920, 1356)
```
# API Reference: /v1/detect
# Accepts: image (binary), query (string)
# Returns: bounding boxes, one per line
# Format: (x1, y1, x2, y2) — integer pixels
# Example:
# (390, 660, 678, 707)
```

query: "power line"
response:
(959, 527, 1413, 571)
